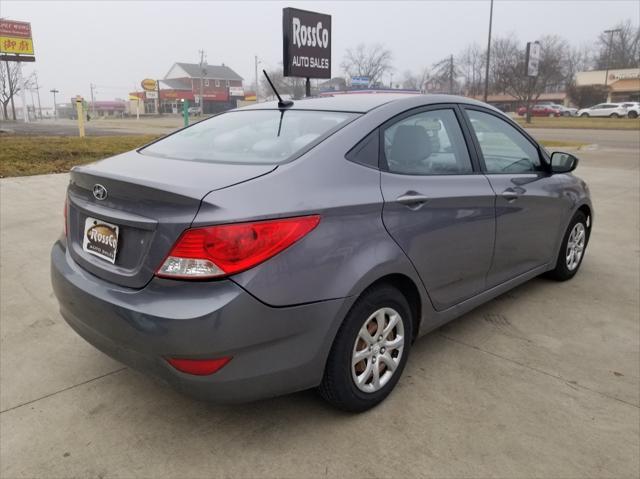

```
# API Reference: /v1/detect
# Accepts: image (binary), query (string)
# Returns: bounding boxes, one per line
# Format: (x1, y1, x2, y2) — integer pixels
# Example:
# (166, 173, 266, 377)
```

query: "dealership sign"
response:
(282, 7, 331, 79)
(0, 19, 34, 56)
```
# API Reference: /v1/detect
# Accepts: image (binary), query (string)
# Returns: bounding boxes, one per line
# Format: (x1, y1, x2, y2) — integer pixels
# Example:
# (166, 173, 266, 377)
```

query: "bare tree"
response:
(595, 20, 640, 70)
(490, 35, 569, 122)
(260, 67, 307, 100)
(341, 44, 393, 85)
(401, 67, 429, 91)
(458, 43, 486, 97)
(565, 44, 593, 82)
(431, 55, 460, 94)
(0, 61, 20, 121)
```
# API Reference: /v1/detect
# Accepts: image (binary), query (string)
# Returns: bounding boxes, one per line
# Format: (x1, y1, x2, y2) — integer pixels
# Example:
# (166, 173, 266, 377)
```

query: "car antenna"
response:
(263, 69, 293, 109)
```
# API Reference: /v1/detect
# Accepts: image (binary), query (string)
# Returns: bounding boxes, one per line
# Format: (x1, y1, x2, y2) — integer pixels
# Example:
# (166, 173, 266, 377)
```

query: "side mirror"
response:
(551, 151, 579, 174)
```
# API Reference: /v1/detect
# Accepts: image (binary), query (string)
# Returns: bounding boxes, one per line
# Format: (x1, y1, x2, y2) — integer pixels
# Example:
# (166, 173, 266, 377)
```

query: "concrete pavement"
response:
(0, 139, 638, 478)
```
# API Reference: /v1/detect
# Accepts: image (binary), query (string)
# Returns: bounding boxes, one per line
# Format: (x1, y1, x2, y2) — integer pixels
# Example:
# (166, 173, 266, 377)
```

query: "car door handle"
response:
(501, 188, 520, 201)
(396, 193, 430, 208)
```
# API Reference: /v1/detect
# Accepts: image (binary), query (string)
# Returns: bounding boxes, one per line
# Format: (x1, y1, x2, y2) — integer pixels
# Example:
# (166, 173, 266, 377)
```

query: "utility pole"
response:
(449, 55, 454, 94)
(483, 0, 494, 102)
(33, 71, 42, 119)
(50, 88, 59, 120)
(603, 28, 621, 92)
(90, 83, 96, 117)
(199, 49, 206, 115)
(254, 55, 260, 102)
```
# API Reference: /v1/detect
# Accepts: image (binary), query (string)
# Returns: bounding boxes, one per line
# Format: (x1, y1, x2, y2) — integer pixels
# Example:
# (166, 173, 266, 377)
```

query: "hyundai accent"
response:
(51, 94, 592, 412)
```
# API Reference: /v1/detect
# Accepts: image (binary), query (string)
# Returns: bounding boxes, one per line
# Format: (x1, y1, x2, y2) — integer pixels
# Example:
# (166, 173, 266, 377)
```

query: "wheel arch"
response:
(355, 273, 424, 343)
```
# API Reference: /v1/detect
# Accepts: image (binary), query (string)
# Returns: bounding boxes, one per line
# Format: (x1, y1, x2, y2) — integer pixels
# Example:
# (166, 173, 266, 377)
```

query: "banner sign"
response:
(282, 7, 331, 79)
(351, 76, 370, 86)
(525, 41, 540, 77)
(0, 19, 34, 55)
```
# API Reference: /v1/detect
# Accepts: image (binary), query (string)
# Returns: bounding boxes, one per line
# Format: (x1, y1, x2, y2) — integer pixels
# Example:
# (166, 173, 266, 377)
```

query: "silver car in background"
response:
(51, 94, 593, 412)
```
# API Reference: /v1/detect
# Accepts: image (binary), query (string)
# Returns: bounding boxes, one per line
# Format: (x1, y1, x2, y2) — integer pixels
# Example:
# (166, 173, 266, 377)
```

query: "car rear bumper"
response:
(51, 240, 349, 402)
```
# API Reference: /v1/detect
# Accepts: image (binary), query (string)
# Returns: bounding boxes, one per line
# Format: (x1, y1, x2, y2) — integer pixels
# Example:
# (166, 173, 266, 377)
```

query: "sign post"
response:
(75, 96, 85, 137)
(282, 8, 331, 98)
(182, 99, 189, 127)
(524, 41, 540, 124)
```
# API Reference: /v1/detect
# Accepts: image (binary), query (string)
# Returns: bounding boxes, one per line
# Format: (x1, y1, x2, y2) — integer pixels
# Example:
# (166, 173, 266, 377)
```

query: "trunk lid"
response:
(66, 150, 276, 288)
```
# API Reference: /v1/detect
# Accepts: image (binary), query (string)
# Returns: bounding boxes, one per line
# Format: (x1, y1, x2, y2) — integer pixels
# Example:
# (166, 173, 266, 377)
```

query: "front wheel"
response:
(628, 111, 638, 119)
(547, 211, 589, 281)
(580, 113, 589, 117)
(318, 284, 413, 412)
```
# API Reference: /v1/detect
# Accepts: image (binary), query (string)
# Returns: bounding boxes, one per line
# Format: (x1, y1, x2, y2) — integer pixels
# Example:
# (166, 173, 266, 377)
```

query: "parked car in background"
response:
(51, 94, 592, 412)
(516, 104, 561, 117)
(548, 104, 578, 117)
(620, 102, 639, 119)
(577, 103, 628, 118)
(188, 106, 201, 116)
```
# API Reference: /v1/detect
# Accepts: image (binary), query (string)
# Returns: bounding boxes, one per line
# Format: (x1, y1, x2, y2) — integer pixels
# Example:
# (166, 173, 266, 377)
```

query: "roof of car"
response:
(238, 93, 494, 114)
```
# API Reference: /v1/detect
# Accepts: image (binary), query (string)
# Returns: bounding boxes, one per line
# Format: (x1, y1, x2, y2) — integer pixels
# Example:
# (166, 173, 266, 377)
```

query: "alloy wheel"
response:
(566, 222, 586, 271)
(351, 307, 405, 393)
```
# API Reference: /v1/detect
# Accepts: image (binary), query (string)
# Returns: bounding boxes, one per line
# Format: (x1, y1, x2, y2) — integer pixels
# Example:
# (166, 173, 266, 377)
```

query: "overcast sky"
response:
(2, 0, 638, 108)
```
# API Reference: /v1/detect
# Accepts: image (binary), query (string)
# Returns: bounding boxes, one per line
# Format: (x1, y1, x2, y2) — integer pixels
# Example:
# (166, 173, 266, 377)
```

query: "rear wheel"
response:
(547, 211, 589, 281)
(580, 113, 589, 118)
(318, 284, 412, 412)
(610, 113, 619, 118)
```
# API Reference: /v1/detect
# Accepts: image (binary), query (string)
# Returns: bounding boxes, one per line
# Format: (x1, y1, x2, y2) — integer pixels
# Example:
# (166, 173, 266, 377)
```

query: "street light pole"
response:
(603, 28, 621, 90)
(483, 0, 494, 102)
(50, 88, 59, 120)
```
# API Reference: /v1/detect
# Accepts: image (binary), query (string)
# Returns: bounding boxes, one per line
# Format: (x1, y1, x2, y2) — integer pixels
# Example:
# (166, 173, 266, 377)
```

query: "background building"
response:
(131, 62, 244, 115)
(575, 67, 640, 102)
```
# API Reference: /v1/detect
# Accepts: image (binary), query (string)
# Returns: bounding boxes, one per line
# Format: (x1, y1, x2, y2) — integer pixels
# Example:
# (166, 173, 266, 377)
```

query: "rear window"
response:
(141, 110, 358, 164)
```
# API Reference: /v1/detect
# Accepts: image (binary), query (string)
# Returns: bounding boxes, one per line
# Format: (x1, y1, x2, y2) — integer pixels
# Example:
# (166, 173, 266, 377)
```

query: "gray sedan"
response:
(51, 94, 593, 412)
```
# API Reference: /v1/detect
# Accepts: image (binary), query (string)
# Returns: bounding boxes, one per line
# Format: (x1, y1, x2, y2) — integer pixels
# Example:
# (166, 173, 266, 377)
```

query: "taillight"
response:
(156, 215, 320, 279)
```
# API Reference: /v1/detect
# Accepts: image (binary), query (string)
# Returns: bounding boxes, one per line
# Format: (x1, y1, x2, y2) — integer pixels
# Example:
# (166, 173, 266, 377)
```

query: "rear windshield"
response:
(141, 109, 358, 164)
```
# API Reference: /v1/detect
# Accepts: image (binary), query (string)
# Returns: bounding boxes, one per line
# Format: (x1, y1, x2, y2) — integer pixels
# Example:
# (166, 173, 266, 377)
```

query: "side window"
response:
(467, 109, 543, 174)
(383, 109, 473, 175)
(346, 130, 379, 169)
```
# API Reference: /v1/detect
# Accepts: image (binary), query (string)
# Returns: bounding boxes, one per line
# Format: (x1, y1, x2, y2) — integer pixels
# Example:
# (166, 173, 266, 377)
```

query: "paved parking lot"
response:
(1, 131, 638, 478)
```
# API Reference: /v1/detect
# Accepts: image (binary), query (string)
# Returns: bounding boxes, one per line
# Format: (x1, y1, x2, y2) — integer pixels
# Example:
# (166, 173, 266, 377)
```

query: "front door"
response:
(463, 107, 570, 287)
(380, 106, 496, 311)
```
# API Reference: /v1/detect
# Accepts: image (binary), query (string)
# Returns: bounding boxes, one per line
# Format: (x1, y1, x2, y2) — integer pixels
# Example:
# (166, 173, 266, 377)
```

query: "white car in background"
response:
(620, 102, 639, 119)
(577, 103, 628, 118)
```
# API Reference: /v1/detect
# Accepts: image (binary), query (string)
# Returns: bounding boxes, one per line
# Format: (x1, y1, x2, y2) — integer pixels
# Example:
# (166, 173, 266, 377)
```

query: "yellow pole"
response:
(75, 96, 85, 137)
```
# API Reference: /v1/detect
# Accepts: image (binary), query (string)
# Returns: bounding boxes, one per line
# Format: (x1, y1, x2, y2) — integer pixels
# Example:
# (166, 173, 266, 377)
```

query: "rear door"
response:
(462, 106, 570, 287)
(380, 105, 496, 311)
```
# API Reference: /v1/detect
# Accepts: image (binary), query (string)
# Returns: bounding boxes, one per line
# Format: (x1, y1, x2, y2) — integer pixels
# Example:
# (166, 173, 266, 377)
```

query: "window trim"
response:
(378, 103, 481, 176)
(459, 105, 551, 175)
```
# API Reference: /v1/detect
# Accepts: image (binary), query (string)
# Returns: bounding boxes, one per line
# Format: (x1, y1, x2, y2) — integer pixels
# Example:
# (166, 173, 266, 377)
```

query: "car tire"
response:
(580, 113, 589, 118)
(629, 111, 638, 119)
(547, 211, 589, 281)
(318, 284, 413, 412)
(563, 111, 571, 117)
(610, 113, 619, 118)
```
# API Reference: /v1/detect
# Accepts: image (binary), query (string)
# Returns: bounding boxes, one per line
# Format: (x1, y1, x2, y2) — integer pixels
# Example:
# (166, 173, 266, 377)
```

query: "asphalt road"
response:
(0, 133, 638, 478)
